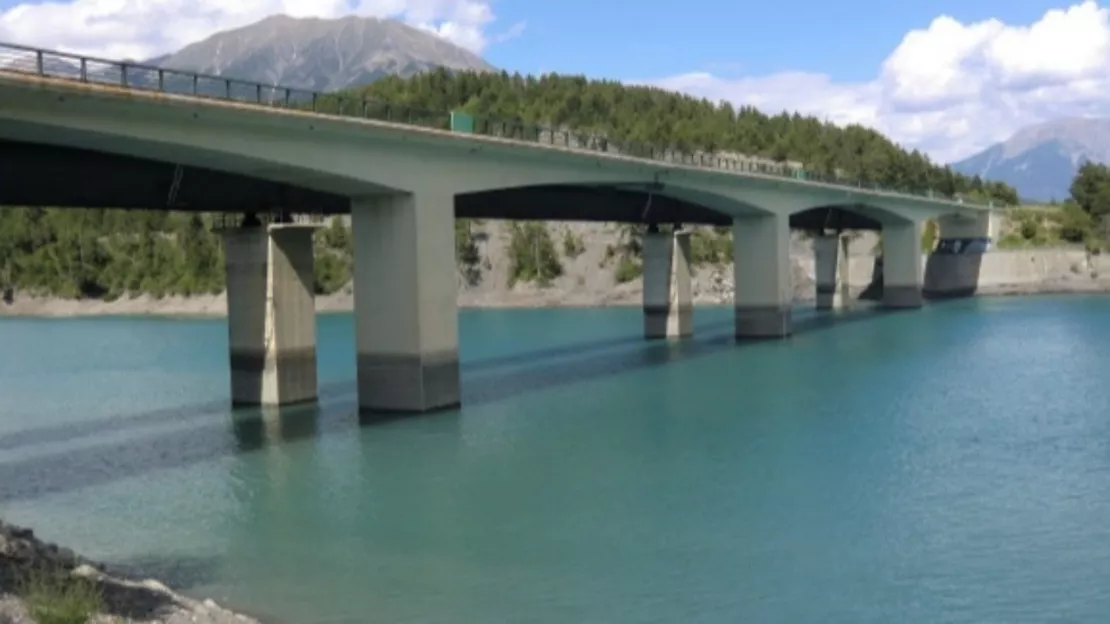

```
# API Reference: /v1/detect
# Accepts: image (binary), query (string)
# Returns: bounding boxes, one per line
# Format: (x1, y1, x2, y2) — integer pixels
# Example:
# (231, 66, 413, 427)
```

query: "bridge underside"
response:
(0, 140, 882, 230)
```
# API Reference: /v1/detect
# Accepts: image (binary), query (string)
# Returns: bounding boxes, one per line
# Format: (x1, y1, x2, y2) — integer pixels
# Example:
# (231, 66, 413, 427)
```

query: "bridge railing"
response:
(213, 211, 326, 231)
(0, 41, 998, 209)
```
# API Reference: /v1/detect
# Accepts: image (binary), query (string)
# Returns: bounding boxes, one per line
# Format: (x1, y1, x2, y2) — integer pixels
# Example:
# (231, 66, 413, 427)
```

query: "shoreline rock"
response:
(0, 520, 260, 624)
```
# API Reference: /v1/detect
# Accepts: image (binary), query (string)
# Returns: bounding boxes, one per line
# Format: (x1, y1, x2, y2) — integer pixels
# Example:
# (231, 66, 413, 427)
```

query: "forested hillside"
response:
(357, 69, 1018, 204)
(0, 69, 1020, 301)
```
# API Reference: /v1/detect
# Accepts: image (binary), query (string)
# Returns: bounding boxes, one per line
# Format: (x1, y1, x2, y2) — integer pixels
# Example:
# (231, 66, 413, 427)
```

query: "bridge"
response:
(0, 42, 996, 414)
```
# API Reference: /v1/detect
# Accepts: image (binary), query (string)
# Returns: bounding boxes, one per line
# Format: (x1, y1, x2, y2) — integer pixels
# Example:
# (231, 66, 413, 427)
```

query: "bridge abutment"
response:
(223, 223, 319, 406)
(922, 212, 994, 299)
(882, 221, 924, 309)
(733, 214, 792, 338)
(352, 193, 460, 413)
(643, 227, 693, 339)
(814, 232, 851, 310)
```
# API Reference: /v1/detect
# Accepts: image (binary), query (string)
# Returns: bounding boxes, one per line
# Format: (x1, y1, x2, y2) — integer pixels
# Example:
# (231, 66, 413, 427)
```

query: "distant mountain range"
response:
(951, 117, 1110, 202)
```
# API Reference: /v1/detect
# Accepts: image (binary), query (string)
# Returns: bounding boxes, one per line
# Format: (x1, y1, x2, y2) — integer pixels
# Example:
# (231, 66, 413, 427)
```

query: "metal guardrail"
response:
(0, 41, 998, 209)
(214, 211, 326, 230)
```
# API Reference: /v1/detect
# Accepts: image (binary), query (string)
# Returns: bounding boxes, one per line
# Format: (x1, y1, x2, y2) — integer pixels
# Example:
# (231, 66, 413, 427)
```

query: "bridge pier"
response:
(923, 212, 994, 299)
(882, 221, 924, 308)
(733, 214, 792, 338)
(352, 193, 460, 413)
(223, 220, 319, 406)
(643, 226, 693, 339)
(814, 232, 851, 310)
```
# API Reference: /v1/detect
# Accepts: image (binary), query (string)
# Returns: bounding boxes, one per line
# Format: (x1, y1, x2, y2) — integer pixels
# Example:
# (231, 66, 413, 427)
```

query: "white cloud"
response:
(0, 0, 519, 61)
(646, 1, 1110, 163)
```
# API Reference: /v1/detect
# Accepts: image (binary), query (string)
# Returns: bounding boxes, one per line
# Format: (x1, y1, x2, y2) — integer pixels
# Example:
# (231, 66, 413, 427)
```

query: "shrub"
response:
(506, 222, 563, 287)
(614, 256, 642, 283)
(18, 566, 102, 624)
(562, 229, 585, 258)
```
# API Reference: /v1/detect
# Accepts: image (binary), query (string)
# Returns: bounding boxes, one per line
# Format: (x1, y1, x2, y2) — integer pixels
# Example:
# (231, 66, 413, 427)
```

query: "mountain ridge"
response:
(952, 117, 1110, 202)
(152, 14, 495, 92)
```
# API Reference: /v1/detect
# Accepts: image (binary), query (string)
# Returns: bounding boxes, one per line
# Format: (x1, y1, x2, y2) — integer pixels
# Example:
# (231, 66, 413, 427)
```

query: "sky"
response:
(0, 0, 1106, 163)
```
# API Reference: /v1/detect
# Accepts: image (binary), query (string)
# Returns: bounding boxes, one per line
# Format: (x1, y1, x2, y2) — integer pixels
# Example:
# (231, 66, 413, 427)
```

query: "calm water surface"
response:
(2, 297, 1110, 623)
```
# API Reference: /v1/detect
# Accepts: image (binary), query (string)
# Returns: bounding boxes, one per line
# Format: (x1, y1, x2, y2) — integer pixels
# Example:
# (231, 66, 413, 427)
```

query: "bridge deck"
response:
(0, 41, 992, 214)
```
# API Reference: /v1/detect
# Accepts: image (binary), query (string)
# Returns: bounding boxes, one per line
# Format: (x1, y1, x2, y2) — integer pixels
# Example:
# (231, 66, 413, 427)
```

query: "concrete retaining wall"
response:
(925, 247, 1110, 298)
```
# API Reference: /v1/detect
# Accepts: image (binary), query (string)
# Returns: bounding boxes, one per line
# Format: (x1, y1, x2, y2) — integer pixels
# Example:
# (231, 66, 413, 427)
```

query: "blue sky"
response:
(0, 0, 1107, 162)
(484, 0, 1060, 81)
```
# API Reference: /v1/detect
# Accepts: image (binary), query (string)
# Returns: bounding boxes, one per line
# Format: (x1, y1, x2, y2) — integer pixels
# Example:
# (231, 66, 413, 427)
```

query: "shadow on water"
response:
(0, 321, 727, 454)
(0, 306, 902, 504)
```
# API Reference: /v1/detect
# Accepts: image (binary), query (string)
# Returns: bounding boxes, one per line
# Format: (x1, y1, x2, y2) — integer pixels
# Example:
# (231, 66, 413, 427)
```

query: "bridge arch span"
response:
(789, 202, 914, 231)
(455, 181, 778, 225)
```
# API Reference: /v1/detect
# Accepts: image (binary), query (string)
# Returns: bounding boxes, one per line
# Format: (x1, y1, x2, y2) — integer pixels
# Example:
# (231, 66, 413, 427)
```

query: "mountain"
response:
(154, 14, 495, 92)
(10, 14, 494, 103)
(952, 117, 1110, 202)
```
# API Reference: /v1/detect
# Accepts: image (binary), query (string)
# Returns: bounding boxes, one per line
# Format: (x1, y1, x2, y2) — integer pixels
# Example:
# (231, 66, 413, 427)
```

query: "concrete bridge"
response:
(0, 43, 997, 414)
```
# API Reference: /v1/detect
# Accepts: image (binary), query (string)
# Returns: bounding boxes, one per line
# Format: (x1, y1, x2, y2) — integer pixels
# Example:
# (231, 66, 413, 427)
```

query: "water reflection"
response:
(229, 405, 322, 452)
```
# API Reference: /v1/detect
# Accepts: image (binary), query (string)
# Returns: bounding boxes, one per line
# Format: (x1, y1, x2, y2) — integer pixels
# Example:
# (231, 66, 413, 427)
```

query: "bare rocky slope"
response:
(1, 223, 880, 317)
(6, 219, 1110, 319)
(451, 222, 871, 309)
(154, 14, 495, 92)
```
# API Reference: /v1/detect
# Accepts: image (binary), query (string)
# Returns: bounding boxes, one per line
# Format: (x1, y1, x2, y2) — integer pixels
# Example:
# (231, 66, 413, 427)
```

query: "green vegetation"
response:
(0, 208, 227, 300)
(314, 218, 353, 294)
(335, 68, 1018, 205)
(18, 566, 103, 624)
(963, 164, 1110, 253)
(0, 209, 355, 300)
(562, 228, 585, 258)
(506, 221, 562, 287)
(996, 163, 1109, 253)
(1070, 162, 1110, 219)
(689, 227, 733, 264)
(455, 218, 483, 285)
(921, 219, 938, 253)
(602, 224, 730, 276)
(613, 256, 643, 284)
(604, 224, 646, 282)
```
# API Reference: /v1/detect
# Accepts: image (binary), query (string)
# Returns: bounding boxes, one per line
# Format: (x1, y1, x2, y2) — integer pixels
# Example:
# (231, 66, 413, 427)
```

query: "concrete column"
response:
(352, 192, 460, 413)
(733, 213, 792, 338)
(643, 228, 693, 339)
(882, 221, 924, 308)
(814, 233, 852, 310)
(223, 223, 318, 406)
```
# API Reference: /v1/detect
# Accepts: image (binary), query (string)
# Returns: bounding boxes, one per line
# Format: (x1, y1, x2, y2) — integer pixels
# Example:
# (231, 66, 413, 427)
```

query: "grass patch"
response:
(17, 565, 102, 624)
(614, 256, 642, 284)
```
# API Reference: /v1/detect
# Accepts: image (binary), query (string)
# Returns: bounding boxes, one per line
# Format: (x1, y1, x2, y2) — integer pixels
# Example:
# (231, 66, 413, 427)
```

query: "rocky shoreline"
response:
(0, 520, 259, 624)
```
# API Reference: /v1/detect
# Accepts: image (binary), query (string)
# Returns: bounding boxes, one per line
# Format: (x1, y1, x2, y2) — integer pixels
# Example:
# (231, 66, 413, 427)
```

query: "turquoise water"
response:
(3, 297, 1110, 623)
